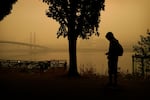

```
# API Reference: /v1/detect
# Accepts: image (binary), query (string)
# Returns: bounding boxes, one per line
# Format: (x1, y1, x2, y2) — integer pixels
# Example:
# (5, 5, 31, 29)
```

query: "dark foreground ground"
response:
(0, 68, 150, 100)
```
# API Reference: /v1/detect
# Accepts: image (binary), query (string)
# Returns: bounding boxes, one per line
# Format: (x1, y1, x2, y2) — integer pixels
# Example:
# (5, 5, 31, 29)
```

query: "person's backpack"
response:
(116, 41, 124, 56)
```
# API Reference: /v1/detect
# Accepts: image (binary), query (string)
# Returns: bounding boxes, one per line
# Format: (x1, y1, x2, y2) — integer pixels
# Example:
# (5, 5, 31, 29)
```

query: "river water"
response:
(0, 49, 134, 75)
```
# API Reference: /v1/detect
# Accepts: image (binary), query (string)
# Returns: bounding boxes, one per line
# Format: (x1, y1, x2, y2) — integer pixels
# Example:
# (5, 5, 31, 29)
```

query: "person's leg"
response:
(108, 60, 113, 85)
(114, 57, 118, 85)
(114, 69, 117, 85)
(109, 70, 112, 85)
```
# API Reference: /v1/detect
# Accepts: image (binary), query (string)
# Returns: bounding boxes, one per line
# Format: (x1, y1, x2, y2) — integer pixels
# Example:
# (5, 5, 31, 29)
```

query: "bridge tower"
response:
(29, 32, 36, 60)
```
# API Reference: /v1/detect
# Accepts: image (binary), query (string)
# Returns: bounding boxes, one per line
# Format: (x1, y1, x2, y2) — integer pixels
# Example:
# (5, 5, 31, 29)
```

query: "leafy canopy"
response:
(133, 31, 150, 56)
(0, 0, 17, 21)
(43, 0, 105, 39)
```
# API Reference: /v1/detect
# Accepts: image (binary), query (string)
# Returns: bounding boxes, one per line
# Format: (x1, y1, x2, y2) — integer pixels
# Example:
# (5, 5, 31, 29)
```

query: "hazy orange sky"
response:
(0, 0, 150, 51)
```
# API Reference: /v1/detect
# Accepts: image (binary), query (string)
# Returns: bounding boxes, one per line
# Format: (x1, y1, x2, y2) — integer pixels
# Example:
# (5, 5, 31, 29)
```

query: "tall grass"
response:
(79, 64, 150, 80)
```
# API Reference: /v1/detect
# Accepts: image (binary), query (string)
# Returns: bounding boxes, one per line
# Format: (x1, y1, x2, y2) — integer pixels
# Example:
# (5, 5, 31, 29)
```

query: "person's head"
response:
(105, 32, 114, 40)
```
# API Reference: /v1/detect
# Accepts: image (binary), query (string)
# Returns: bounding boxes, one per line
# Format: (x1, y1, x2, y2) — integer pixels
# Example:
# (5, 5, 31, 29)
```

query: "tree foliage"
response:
(133, 30, 150, 56)
(0, 0, 17, 21)
(133, 30, 150, 71)
(43, 0, 105, 39)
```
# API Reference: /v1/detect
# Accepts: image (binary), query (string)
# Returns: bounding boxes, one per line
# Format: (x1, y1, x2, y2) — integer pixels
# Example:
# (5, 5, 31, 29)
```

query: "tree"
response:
(133, 29, 150, 58)
(0, 0, 17, 21)
(43, 0, 105, 77)
(133, 29, 150, 75)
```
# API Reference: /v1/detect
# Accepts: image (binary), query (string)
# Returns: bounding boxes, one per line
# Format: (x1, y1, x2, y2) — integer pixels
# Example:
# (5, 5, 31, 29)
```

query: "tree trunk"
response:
(67, 2, 79, 77)
(68, 37, 79, 77)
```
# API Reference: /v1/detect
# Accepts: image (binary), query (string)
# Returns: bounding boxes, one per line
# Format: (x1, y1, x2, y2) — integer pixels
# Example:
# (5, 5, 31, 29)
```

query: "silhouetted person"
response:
(64, 61, 67, 70)
(39, 62, 44, 72)
(105, 32, 123, 86)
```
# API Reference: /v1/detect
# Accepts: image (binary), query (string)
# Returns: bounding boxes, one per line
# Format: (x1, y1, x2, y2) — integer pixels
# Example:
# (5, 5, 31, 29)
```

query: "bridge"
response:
(0, 40, 50, 50)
